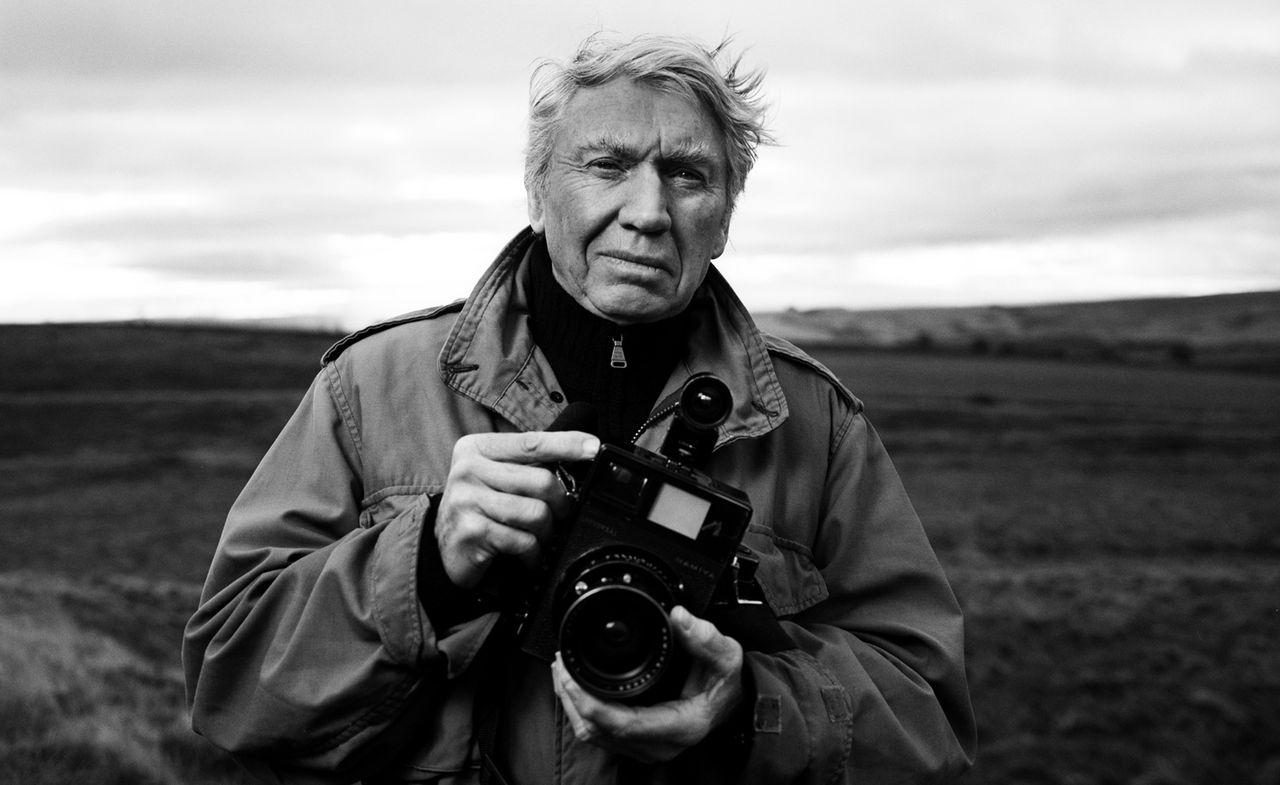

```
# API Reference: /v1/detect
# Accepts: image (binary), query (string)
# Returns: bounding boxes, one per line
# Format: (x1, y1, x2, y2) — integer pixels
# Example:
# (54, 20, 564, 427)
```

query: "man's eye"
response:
(670, 168, 707, 185)
(587, 159, 625, 174)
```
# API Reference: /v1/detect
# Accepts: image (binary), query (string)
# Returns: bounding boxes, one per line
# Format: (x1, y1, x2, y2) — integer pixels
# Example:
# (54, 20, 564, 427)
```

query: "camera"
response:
(516, 373, 754, 704)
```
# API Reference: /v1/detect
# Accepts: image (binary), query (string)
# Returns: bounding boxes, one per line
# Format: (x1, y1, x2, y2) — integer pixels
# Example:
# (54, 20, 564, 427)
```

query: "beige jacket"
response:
(183, 229, 975, 784)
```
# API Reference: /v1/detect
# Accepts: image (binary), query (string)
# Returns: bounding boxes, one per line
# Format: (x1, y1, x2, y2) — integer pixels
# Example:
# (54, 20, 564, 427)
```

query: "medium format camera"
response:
(516, 373, 754, 704)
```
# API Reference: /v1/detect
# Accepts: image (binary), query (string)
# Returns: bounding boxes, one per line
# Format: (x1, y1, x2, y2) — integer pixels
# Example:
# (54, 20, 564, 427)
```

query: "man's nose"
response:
(618, 167, 672, 234)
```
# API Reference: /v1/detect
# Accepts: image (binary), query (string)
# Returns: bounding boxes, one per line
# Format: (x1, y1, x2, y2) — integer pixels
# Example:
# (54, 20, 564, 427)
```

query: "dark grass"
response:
(807, 347, 1280, 413)
(899, 449, 1280, 559)
(2, 324, 1279, 783)
(0, 323, 340, 394)
(0, 452, 265, 581)
(0, 742, 167, 785)
(950, 561, 1280, 785)
(0, 573, 259, 785)
(0, 391, 302, 459)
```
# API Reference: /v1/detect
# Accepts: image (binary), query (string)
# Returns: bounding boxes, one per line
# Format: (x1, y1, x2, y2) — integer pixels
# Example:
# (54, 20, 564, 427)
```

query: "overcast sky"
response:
(3, 0, 1279, 328)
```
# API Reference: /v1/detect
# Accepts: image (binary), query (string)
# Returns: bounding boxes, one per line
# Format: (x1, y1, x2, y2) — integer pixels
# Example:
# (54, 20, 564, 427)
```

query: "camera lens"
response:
(679, 373, 732, 429)
(562, 586, 670, 691)
(557, 550, 679, 702)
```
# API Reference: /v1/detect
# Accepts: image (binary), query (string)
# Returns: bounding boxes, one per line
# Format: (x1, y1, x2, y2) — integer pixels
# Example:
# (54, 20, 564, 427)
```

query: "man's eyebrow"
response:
(663, 144, 718, 169)
(576, 134, 718, 168)
(576, 134, 637, 158)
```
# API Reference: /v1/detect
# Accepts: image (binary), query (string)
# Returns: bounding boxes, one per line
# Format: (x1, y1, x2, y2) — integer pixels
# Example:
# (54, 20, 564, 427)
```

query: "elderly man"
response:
(184, 34, 975, 785)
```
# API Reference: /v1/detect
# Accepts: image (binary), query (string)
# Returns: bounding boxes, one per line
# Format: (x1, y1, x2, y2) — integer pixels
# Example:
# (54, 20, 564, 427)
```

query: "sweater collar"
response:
(440, 228, 788, 445)
(525, 240, 691, 443)
(525, 240, 690, 374)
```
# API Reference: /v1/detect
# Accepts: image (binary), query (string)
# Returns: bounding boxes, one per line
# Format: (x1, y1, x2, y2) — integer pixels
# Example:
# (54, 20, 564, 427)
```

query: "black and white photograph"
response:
(2, 2, 1278, 783)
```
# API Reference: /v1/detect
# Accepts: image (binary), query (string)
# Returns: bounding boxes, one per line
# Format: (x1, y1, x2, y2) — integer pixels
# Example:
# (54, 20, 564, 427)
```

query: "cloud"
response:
(735, 63, 1280, 257)
(3, 0, 1280, 326)
(125, 249, 332, 284)
(0, 1, 470, 82)
(728, 212, 1280, 312)
(8, 1, 1277, 85)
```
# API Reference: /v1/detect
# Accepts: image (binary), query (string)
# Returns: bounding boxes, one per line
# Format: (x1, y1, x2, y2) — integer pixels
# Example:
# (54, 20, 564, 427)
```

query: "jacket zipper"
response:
(609, 334, 627, 369)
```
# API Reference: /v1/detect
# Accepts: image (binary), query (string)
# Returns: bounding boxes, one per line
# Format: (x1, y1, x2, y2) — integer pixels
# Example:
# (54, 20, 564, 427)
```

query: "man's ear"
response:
(527, 188, 545, 234)
(710, 209, 732, 260)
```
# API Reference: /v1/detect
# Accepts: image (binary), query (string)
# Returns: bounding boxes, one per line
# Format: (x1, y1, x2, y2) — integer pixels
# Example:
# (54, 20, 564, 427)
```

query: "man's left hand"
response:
(551, 605, 745, 764)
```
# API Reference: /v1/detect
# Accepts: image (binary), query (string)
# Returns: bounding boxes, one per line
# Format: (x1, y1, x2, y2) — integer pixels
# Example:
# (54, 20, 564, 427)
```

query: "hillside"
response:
(755, 290, 1280, 373)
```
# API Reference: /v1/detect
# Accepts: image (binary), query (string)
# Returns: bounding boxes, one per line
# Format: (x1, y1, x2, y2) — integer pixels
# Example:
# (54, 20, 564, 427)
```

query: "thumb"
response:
(671, 606, 742, 671)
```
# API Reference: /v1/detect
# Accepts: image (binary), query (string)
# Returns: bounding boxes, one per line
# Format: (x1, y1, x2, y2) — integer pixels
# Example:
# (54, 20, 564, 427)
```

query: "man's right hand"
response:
(435, 431, 600, 588)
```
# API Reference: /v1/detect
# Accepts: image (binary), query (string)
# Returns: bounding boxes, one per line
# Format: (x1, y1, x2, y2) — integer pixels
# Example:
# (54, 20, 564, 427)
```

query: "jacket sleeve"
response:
(737, 410, 976, 784)
(182, 366, 494, 783)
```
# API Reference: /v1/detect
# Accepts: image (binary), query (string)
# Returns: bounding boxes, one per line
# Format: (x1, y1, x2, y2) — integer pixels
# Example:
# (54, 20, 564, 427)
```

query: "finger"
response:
(471, 489, 557, 541)
(470, 461, 575, 522)
(437, 491, 549, 586)
(553, 654, 649, 732)
(553, 654, 696, 764)
(670, 606, 743, 672)
(441, 474, 557, 540)
(465, 431, 600, 466)
(451, 455, 567, 506)
(439, 521, 538, 588)
(472, 515, 541, 558)
(445, 499, 550, 558)
(553, 654, 600, 743)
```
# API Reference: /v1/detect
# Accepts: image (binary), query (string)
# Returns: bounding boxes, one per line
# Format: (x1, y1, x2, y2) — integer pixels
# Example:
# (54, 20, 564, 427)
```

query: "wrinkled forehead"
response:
(560, 77, 712, 120)
(573, 129, 722, 165)
(555, 79, 728, 160)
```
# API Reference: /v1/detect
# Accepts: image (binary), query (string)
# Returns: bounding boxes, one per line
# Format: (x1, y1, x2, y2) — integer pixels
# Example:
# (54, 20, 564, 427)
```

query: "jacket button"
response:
(549, 391, 565, 403)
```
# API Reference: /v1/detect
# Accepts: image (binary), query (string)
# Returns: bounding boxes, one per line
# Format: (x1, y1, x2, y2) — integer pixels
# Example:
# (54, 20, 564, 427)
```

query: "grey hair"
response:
(524, 34, 774, 207)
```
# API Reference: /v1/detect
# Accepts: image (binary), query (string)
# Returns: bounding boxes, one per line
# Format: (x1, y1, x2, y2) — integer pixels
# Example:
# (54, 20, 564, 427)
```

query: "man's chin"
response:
(589, 289, 680, 325)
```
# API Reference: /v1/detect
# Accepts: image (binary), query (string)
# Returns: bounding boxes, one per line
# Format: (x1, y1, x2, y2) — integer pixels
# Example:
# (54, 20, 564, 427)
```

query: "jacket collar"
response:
(439, 228, 789, 447)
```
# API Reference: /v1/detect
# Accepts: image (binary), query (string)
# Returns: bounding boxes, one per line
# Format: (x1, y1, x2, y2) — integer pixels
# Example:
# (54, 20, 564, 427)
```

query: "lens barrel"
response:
(557, 550, 679, 702)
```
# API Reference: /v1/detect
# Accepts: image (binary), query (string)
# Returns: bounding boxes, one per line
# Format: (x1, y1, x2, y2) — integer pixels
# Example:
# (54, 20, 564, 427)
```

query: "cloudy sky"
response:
(3, 0, 1279, 329)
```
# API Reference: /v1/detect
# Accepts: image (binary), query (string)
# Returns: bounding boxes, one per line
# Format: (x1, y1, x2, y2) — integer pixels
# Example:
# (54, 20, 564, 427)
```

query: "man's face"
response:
(528, 79, 732, 324)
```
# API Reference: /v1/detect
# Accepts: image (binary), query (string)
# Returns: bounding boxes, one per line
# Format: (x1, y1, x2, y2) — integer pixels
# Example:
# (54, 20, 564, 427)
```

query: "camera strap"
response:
(707, 549, 794, 654)
(474, 616, 517, 785)
(705, 599, 794, 654)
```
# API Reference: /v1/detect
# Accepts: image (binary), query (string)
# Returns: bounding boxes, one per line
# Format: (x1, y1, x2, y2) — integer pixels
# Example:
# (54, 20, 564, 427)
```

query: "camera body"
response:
(516, 374, 753, 704)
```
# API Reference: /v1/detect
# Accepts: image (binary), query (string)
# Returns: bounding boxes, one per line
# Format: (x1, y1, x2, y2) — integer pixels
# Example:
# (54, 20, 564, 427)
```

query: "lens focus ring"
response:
(556, 550, 679, 702)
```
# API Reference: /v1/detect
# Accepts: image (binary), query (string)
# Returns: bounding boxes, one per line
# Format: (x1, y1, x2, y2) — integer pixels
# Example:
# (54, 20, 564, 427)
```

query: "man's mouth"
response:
(599, 251, 667, 271)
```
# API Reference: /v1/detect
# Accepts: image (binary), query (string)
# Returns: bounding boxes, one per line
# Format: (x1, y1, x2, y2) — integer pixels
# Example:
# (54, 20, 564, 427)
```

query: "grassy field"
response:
(808, 348, 1280, 785)
(1, 323, 1278, 784)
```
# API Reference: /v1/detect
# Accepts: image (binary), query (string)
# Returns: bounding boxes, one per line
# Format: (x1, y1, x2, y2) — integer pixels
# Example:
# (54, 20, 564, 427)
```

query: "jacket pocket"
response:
(743, 528, 829, 617)
(374, 672, 479, 782)
(360, 485, 441, 529)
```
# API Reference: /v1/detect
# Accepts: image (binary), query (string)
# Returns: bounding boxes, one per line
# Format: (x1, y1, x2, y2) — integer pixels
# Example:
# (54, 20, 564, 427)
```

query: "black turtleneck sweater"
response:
(417, 244, 695, 630)
(526, 243, 690, 445)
